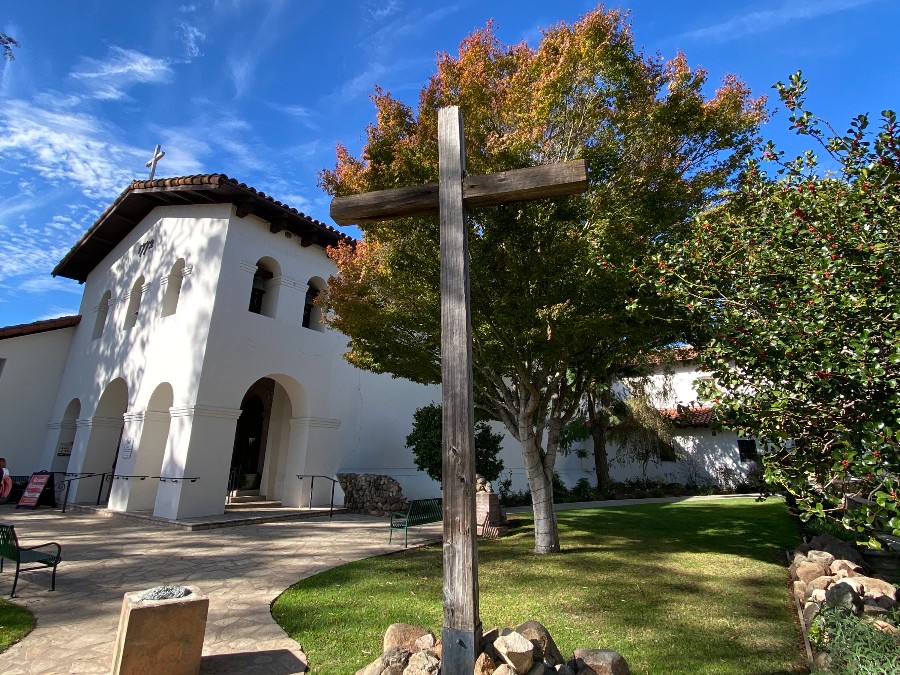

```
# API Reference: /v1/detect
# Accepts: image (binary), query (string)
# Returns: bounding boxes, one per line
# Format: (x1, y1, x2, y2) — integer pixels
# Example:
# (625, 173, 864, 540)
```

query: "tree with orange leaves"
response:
(320, 6, 765, 553)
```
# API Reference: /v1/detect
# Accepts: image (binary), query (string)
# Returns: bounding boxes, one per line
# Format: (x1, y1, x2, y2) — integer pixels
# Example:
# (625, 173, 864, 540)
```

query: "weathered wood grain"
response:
(329, 159, 587, 225)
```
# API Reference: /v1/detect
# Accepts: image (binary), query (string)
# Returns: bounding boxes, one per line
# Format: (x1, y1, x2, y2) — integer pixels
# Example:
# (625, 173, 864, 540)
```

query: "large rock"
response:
(474, 652, 496, 675)
(802, 601, 820, 627)
(806, 575, 834, 593)
(573, 649, 630, 675)
(825, 582, 863, 614)
(402, 651, 440, 675)
(807, 534, 866, 567)
(493, 666, 517, 675)
(807, 550, 836, 567)
(831, 559, 863, 576)
(384, 624, 432, 653)
(795, 561, 829, 584)
(494, 631, 536, 673)
(855, 575, 898, 601)
(356, 647, 411, 675)
(792, 580, 807, 602)
(516, 620, 565, 666)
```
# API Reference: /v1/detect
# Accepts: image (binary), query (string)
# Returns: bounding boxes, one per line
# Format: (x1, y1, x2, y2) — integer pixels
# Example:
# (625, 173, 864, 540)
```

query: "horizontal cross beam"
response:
(330, 159, 588, 225)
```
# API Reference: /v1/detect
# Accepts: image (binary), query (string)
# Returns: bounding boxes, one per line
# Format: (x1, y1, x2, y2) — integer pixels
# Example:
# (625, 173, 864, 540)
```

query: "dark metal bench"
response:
(0, 523, 62, 597)
(389, 498, 442, 547)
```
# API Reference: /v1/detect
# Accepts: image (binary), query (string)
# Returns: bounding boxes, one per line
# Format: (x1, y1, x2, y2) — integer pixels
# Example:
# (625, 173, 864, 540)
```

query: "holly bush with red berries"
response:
(646, 72, 900, 546)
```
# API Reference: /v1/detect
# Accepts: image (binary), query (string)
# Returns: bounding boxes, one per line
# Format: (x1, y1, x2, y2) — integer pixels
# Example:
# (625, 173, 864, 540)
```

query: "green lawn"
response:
(272, 498, 805, 674)
(0, 598, 34, 652)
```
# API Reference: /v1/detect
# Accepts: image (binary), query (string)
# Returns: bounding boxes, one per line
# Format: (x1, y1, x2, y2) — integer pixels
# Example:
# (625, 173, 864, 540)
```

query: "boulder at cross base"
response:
(573, 649, 631, 675)
(383, 624, 433, 653)
(402, 650, 440, 675)
(474, 652, 496, 675)
(494, 631, 536, 673)
(516, 620, 566, 666)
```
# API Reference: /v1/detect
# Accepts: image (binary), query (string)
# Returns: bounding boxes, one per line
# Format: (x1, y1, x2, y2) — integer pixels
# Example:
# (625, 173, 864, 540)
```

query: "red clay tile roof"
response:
(52, 174, 354, 282)
(660, 406, 714, 427)
(0, 315, 81, 341)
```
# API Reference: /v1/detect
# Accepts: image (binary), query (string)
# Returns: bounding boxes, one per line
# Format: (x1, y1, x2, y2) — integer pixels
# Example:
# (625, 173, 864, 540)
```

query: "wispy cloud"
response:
(224, 0, 289, 97)
(268, 103, 319, 131)
(329, 5, 463, 105)
(682, 0, 881, 42)
(178, 23, 206, 62)
(70, 46, 172, 100)
(20, 277, 83, 295)
(0, 100, 145, 198)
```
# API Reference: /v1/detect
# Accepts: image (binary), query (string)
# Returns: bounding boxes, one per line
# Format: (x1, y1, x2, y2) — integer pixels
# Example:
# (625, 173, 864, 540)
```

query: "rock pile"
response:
(790, 532, 899, 666)
(356, 621, 629, 675)
(337, 473, 408, 515)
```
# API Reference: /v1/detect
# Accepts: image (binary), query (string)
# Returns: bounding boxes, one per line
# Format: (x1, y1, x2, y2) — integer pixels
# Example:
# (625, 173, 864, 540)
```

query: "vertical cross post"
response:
(438, 106, 481, 671)
(146, 144, 165, 181)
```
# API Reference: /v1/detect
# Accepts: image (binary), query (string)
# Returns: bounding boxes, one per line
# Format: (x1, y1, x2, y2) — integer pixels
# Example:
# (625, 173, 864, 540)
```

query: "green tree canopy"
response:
(405, 403, 505, 485)
(320, 6, 764, 553)
(649, 72, 900, 544)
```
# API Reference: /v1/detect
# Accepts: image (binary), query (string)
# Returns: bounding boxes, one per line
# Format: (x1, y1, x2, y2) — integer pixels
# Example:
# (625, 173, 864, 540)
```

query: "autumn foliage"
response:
(320, 6, 764, 552)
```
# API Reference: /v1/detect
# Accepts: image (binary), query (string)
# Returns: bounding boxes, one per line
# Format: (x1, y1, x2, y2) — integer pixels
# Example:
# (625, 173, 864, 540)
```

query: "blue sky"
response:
(1, 0, 897, 326)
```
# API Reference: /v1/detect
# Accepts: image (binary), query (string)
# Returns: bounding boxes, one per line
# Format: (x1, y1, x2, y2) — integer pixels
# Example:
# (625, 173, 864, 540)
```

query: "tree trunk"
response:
(587, 384, 612, 495)
(590, 421, 611, 495)
(520, 433, 559, 554)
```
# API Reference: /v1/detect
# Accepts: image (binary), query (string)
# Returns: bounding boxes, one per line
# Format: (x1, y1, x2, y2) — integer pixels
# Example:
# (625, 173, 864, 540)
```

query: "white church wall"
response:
(0, 325, 77, 475)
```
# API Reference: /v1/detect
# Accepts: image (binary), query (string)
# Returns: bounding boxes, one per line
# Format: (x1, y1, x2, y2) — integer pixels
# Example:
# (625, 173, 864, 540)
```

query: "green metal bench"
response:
(0, 523, 62, 597)
(389, 498, 442, 547)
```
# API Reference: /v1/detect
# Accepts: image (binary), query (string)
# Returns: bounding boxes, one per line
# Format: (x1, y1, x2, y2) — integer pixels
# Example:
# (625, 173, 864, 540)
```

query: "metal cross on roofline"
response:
(146, 144, 165, 181)
(330, 106, 588, 673)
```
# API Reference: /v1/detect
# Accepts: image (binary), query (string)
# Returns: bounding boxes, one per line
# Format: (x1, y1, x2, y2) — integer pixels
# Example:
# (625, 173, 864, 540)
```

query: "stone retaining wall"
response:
(337, 473, 407, 516)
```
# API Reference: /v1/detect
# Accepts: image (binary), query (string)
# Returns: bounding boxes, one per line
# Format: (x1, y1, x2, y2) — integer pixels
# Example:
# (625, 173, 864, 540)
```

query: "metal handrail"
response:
(296, 475, 339, 517)
(154, 476, 200, 483)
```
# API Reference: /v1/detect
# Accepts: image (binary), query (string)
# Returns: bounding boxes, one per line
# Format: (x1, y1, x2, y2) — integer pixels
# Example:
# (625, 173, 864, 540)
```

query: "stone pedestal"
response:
(111, 585, 209, 675)
(476, 491, 506, 536)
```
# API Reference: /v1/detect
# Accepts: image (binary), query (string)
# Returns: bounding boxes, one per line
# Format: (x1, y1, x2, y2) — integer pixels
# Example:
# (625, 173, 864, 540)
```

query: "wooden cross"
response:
(331, 106, 587, 672)
(146, 144, 165, 180)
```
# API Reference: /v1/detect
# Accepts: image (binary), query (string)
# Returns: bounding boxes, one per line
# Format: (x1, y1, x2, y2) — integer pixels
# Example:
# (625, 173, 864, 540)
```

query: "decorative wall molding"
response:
(272, 275, 307, 292)
(294, 416, 341, 429)
(46, 420, 77, 431)
(76, 416, 124, 429)
(169, 405, 243, 420)
(239, 261, 258, 275)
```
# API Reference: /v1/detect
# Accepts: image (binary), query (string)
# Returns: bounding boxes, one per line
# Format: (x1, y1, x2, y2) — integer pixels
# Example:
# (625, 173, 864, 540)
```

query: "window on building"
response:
(124, 277, 144, 330)
(737, 438, 759, 463)
(302, 279, 324, 330)
(92, 290, 111, 340)
(161, 259, 185, 317)
(247, 258, 279, 317)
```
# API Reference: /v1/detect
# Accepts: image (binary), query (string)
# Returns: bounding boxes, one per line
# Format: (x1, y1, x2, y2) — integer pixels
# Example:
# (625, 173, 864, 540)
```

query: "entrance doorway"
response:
(229, 379, 275, 493)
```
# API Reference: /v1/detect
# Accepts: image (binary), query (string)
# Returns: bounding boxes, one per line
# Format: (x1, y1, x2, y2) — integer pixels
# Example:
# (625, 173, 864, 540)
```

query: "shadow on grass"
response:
(273, 499, 805, 675)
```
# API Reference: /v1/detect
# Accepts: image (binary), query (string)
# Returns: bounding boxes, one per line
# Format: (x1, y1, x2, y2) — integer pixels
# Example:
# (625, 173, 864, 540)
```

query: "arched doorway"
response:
(229, 379, 275, 495)
(228, 375, 308, 504)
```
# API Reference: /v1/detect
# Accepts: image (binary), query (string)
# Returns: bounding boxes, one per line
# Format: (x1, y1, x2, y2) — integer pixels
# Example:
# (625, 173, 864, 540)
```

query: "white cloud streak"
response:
(682, 0, 882, 42)
(70, 46, 173, 100)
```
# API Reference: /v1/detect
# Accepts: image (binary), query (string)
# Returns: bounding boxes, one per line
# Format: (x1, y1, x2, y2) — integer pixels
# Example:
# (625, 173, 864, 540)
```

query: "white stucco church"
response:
(0, 174, 754, 521)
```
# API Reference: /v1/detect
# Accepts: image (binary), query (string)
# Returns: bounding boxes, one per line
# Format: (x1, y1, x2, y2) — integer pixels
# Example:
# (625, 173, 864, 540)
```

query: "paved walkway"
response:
(0, 506, 441, 674)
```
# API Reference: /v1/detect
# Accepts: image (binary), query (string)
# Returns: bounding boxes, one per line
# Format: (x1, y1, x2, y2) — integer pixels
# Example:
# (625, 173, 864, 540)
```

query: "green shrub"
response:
(811, 607, 900, 674)
(405, 403, 504, 484)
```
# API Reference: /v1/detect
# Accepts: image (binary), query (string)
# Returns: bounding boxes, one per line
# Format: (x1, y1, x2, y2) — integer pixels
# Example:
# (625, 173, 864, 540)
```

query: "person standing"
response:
(0, 458, 11, 503)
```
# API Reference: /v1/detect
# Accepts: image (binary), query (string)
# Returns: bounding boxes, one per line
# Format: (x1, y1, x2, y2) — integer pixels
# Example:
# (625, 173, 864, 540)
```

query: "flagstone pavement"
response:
(0, 507, 442, 674)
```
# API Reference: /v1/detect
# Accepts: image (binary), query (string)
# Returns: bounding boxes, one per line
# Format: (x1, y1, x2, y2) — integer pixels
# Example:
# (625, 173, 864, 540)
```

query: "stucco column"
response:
(272, 276, 308, 327)
(108, 411, 171, 513)
(280, 416, 341, 508)
(153, 405, 241, 520)
(67, 416, 123, 504)
(279, 417, 311, 508)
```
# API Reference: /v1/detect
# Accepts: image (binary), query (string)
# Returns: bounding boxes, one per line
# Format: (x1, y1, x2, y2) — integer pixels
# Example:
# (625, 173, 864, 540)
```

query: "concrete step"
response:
(226, 499, 282, 509)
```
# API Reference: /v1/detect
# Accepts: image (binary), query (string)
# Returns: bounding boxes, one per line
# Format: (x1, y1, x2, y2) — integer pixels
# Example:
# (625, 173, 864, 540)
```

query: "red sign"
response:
(18, 473, 51, 508)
